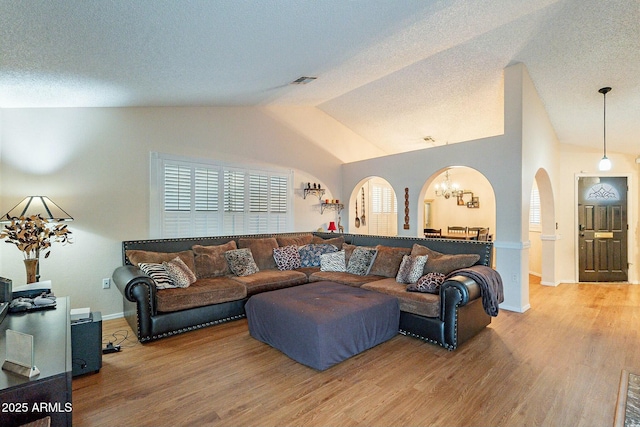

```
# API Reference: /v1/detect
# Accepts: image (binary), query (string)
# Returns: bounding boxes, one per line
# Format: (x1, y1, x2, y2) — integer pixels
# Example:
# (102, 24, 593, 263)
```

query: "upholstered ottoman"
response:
(245, 281, 400, 370)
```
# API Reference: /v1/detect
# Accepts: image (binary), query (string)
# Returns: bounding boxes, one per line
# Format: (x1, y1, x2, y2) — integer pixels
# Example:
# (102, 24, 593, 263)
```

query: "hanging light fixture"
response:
(598, 87, 612, 171)
(434, 170, 462, 199)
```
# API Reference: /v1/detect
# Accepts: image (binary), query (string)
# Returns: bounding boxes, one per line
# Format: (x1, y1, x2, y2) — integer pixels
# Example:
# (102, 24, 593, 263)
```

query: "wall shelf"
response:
(304, 188, 325, 200)
(321, 202, 343, 214)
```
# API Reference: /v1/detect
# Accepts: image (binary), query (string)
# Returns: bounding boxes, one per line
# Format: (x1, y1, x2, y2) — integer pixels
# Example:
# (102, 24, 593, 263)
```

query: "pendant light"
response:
(598, 87, 612, 171)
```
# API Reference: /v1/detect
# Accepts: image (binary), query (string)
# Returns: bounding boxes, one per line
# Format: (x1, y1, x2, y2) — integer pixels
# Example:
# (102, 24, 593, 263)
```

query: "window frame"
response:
(150, 152, 294, 238)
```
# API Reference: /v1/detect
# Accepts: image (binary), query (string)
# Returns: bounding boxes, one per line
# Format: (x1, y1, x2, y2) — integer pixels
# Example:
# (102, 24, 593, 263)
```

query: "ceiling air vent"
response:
(291, 76, 317, 85)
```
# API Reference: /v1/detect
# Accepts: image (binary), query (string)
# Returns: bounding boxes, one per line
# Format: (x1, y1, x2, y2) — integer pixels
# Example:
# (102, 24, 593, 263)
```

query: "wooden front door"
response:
(578, 176, 628, 282)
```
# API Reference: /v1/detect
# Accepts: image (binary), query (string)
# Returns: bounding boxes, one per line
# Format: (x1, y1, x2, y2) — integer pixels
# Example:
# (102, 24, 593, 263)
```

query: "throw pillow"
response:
(162, 257, 197, 288)
(276, 234, 313, 247)
(369, 245, 412, 277)
(224, 248, 259, 277)
(126, 249, 196, 273)
(138, 262, 177, 290)
(346, 247, 378, 276)
(193, 241, 237, 278)
(298, 243, 338, 267)
(273, 245, 302, 271)
(311, 235, 345, 247)
(407, 272, 446, 294)
(237, 237, 279, 270)
(410, 244, 480, 275)
(395, 255, 428, 284)
(320, 250, 346, 272)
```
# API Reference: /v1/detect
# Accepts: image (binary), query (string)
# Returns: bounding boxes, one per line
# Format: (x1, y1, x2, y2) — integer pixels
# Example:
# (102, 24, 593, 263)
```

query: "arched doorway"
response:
(529, 168, 557, 287)
(349, 177, 398, 236)
(421, 167, 496, 241)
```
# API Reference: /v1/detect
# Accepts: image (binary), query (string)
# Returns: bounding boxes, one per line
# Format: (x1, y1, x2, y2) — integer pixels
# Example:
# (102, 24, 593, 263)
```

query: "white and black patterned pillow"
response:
(396, 255, 428, 284)
(407, 272, 446, 294)
(320, 250, 346, 272)
(346, 247, 378, 276)
(163, 257, 197, 288)
(273, 245, 302, 271)
(224, 248, 259, 277)
(138, 262, 177, 289)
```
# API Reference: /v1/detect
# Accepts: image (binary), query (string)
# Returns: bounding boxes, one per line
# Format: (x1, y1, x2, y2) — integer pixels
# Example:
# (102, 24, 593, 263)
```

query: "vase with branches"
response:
(0, 214, 73, 283)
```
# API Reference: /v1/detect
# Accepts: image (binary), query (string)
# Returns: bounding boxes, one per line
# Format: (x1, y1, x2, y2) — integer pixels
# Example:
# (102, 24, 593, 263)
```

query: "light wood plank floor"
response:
(72, 277, 640, 426)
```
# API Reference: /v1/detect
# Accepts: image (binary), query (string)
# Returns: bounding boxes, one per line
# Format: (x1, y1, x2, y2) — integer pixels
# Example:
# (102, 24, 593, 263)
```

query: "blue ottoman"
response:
(245, 281, 400, 370)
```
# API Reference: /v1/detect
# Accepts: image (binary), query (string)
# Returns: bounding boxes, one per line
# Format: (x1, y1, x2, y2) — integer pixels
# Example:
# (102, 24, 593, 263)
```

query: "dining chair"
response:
(424, 228, 442, 237)
(473, 227, 490, 241)
(447, 226, 467, 234)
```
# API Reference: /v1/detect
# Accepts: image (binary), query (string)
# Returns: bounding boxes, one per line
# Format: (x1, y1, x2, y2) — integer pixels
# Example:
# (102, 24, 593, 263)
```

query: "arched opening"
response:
(420, 167, 496, 242)
(349, 177, 398, 236)
(529, 168, 557, 288)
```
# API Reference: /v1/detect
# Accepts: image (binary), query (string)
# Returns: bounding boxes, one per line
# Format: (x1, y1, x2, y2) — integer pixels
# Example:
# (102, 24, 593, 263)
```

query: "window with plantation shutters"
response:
(151, 153, 293, 238)
(370, 182, 397, 236)
(530, 183, 541, 228)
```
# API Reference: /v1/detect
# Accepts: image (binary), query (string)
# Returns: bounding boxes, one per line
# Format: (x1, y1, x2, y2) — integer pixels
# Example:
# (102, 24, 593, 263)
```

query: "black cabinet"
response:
(0, 297, 72, 427)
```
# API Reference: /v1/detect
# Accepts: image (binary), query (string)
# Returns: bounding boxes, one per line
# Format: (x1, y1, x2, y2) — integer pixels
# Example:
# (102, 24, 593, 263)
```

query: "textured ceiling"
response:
(1, 0, 638, 155)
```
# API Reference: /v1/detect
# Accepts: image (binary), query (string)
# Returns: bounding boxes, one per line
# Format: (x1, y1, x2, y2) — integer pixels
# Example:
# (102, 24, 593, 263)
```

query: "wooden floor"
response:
(72, 277, 640, 426)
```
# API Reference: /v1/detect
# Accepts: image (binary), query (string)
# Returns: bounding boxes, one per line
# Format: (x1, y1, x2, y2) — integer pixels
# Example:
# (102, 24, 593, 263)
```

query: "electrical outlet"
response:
(102, 278, 111, 289)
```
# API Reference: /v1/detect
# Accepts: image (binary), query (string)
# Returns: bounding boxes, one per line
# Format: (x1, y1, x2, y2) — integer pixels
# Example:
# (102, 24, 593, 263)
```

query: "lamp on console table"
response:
(327, 221, 337, 233)
(0, 196, 73, 283)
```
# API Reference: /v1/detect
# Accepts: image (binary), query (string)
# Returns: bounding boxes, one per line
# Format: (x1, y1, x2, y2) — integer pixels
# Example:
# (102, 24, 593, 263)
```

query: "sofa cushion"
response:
(369, 245, 412, 278)
(362, 278, 440, 318)
(346, 247, 378, 275)
(156, 277, 247, 313)
(410, 244, 480, 275)
(308, 271, 384, 287)
(162, 257, 197, 288)
(224, 248, 259, 277)
(312, 235, 345, 247)
(229, 269, 307, 296)
(395, 255, 428, 284)
(320, 250, 346, 272)
(273, 245, 302, 271)
(126, 249, 196, 273)
(407, 273, 446, 294)
(294, 266, 321, 278)
(298, 243, 338, 267)
(238, 237, 279, 270)
(193, 241, 237, 278)
(138, 262, 176, 290)
(276, 234, 313, 247)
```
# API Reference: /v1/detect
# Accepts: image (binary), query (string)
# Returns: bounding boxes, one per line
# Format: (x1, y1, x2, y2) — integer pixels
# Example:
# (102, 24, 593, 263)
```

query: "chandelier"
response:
(434, 170, 462, 199)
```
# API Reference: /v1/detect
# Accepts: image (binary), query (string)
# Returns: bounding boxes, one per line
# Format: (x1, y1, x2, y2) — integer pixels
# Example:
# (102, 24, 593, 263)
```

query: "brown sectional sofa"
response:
(113, 232, 495, 350)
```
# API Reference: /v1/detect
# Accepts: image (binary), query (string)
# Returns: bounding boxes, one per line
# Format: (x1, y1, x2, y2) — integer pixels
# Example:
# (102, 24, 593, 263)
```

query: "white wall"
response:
(0, 106, 383, 317)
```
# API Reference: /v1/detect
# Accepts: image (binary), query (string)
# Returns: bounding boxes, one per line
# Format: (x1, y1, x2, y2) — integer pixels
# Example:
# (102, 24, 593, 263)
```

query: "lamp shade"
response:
(328, 221, 337, 232)
(1, 196, 73, 222)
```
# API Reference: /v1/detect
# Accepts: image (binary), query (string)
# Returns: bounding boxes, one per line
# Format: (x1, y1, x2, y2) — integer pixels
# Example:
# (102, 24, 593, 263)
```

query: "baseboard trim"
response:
(101, 312, 124, 321)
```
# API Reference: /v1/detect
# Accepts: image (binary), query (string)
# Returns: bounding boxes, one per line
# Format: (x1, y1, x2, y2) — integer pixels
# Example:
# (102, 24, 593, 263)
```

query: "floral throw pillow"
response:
(320, 250, 346, 272)
(224, 248, 259, 277)
(346, 247, 378, 276)
(163, 257, 197, 288)
(139, 262, 177, 290)
(407, 272, 446, 294)
(396, 255, 428, 284)
(273, 245, 302, 271)
(298, 244, 338, 267)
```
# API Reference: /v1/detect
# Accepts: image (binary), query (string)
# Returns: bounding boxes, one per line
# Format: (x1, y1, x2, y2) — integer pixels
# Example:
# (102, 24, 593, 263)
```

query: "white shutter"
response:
(164, 164, 191, 211)
(195, 168, 218, 212)
(530, 184, 541, 226)
(370, 183, 397, 236)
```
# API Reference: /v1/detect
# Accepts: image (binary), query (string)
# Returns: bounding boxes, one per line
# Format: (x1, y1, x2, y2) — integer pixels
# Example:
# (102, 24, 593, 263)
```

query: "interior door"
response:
(578, 176, 628, 282)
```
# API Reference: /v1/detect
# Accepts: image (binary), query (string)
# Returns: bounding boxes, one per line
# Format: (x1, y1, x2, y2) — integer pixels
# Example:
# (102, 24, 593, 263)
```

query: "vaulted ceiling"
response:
(1, 0, 638, 155)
